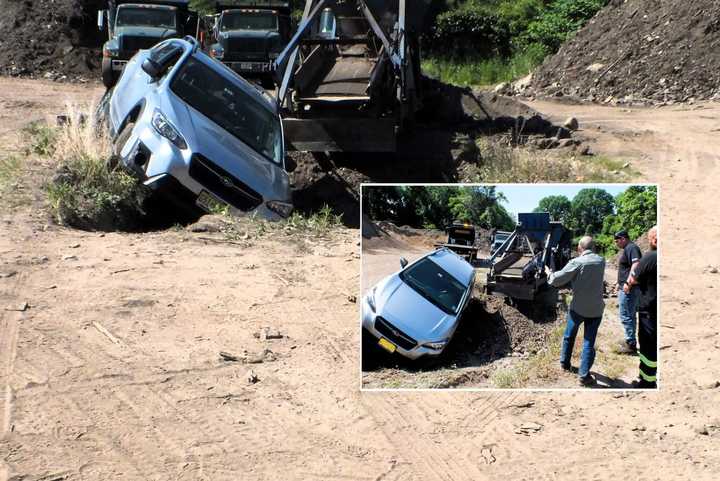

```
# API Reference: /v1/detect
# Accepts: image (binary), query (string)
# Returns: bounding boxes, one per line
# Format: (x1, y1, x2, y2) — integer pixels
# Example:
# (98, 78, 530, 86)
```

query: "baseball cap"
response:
(614, 230, 629, 239)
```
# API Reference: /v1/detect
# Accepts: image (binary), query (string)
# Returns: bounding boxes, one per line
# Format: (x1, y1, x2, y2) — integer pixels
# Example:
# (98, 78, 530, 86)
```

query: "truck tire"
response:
(101, 58, 117, 89)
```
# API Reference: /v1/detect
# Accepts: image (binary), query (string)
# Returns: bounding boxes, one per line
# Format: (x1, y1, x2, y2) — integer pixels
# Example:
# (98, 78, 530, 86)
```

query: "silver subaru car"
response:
(362, 248, 476, 360)
(106, 36, 294, 220)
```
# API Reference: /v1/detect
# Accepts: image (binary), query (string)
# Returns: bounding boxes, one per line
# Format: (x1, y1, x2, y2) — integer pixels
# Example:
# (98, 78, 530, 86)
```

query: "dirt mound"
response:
(530, 0, 720, 104)
(0, 0, 103, 80)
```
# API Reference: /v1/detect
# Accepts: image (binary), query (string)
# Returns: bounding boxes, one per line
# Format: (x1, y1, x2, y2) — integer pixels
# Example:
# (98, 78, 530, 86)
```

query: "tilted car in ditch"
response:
(105, 36, 295, 220)
(362, 248, 476, 360)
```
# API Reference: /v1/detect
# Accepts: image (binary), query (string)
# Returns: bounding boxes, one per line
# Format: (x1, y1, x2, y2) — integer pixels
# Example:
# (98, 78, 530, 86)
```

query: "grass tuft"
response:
(40, 102, 148, 230)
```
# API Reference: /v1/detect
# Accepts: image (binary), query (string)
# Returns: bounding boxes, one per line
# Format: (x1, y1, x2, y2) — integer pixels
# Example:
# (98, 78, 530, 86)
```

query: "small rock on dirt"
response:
(697, 380, 720, 390)
(219, 351, 241, 362)
(5, 301, 29, 312)
(0, 271, 17, 279)
(254, 327, 284, 340)
(696, 425, 709, 436)
(347, 295, 357, 303)
(563, 117, 580, 131)
(247, 370, 259, 384)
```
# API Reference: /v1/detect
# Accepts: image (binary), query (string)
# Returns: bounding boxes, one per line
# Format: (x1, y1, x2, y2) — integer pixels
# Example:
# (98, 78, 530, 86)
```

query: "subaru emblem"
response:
(221, 176, 233, 187)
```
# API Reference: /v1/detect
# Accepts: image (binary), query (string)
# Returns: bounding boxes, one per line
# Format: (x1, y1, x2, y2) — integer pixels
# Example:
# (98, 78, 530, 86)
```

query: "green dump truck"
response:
(97, 0, 197, 88)
(208, 1, 292, 87)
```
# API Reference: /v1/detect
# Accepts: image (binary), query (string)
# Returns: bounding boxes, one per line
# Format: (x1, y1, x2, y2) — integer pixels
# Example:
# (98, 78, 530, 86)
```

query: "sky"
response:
(496, 184, 632, 219)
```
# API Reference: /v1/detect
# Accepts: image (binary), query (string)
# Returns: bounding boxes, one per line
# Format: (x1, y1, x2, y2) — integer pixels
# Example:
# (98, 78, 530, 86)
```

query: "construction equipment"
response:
(435, 222, 479, 263)
(483, 213, 572, 301)
(97, 0, 198, 88)
(272, 0, 431, 152)
(207, 1, 292, 86)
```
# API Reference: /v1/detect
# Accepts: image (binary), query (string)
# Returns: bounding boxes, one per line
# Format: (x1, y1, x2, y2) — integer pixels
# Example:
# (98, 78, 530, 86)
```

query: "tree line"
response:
(365, 185, 657, 256)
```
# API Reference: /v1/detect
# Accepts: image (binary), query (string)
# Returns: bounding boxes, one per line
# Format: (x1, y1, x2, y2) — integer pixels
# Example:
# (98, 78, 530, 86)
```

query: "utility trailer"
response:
(273, 0, 430, 152)
(482, 213, 572, 301)
(435, 223, 479, 263)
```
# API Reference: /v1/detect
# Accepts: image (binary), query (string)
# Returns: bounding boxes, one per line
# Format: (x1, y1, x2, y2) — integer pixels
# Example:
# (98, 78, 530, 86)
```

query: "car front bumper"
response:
(361, 295, 447, 360)
(117, 122, 287, 221)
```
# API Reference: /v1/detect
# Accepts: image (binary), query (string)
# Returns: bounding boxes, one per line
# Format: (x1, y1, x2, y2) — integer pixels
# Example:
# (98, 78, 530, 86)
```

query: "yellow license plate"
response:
(378, 337, 397, 353)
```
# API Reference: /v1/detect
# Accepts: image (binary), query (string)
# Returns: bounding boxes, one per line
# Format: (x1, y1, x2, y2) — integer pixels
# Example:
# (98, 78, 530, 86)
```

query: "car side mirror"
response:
(97, 10, 106, 31)
(284, 155, 297, 173)
(400, 257, 408, 269)
(141, 58, 162, 80)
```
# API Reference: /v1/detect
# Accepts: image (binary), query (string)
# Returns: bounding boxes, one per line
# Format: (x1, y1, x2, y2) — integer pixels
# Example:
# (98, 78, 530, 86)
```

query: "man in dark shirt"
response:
(615, 230, 642, 353)
(625, 226, 658, 388)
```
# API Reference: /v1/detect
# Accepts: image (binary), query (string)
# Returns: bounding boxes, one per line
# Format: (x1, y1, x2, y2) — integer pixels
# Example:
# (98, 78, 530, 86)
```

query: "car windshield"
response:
(116, 7, 176, 29)
(399, 257, 466, 315)
(170, 56, 283, 165)
(221, 11, 278, 31)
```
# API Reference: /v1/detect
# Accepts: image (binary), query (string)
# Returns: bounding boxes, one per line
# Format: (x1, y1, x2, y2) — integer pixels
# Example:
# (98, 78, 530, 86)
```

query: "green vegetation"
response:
(33, 109, 148, 230)
(424, 0, 609, 87)
(363, 185, 513, 231)
(534, 185, 657, 256)
(0, 155, 22, 201)
(222, 204, 343, 240)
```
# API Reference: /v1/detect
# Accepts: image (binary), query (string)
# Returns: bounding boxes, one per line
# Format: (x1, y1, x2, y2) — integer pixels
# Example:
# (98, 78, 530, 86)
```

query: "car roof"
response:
(426, 249, 474, 284)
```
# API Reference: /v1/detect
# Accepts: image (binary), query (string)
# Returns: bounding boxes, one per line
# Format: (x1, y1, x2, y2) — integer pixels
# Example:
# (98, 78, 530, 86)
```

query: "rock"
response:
(494, 82, 510, 94)
(515, 422, 543, 435)
(5, 301, 29, 312)
(696, 425, 709, 436)
(187, 215, 226, 233)
(557, 138, 577, 148)
(622, 162, 631, 169)
(563, 117, 580, 131)
(219, 351, 241, 362)
(512, 73, 533, 92)
(708, 266, 718, 274)
(247, 370, 259, 384)
(580, 146, 593, 156)
(63, 255, 78, 261)
(254, 327, 283, 340)
(0, 271, 17, 279)
(247, 349, 276, 364)
(480, 447, 496, 464)
(586, 63, 605, 73)
(347, 295, 357, 303)
(698, 380, 720, 390)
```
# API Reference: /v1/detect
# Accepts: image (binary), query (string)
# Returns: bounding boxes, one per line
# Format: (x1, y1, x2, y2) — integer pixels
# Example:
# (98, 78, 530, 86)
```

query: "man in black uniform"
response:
(615, 230, 642, 353)
(625, 226, 658, 388)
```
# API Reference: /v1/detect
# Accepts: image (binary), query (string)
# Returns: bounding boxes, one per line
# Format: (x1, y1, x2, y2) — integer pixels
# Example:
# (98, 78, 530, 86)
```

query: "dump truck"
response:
(207, 1, 292, 87)
(482, 213, 572, 302)
(435, 222, 479, 263)
(273, 0, 431, 152)
(97, 0, 198, 88)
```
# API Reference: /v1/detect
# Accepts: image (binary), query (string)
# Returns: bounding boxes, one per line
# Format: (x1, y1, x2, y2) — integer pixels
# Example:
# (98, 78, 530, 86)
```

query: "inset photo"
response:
(361, 184, 658, 390)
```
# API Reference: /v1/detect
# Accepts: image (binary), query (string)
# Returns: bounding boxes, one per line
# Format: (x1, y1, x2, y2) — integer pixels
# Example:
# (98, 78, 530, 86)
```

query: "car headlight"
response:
(367, 287, 377, 312)
(151, 109, 187, 150)
(423, 340, 448, 350)
(266, 200, 293, 218)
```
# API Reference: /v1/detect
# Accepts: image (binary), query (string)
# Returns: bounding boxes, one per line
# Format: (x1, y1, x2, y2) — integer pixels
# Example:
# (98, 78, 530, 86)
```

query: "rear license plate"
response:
(240, 62, 253, 70)
(378, 338, 396, 353)
(196, 190, 227, 213)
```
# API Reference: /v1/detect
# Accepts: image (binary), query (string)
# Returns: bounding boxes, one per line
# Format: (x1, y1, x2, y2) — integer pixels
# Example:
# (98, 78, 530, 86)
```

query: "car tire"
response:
(94, 87, 113, 133)
(109, 121, 135, 170)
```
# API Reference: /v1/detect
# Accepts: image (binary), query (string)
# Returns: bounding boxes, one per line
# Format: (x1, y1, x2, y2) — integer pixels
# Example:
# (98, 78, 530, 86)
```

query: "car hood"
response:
(158, 93, 290, 202)
(374, 274, 457, 341)
(116, 26, 178, 38)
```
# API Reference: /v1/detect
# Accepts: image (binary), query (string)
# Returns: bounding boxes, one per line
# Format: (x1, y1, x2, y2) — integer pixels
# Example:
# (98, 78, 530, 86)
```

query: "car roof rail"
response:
(183, 35, 200, 53)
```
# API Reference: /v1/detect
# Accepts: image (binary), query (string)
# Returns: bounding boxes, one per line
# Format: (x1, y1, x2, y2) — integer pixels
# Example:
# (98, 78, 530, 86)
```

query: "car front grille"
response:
(227, 37, 268, 55)
(188, 154, 263, 211)
(120, 36, 163, 52)
(375, 317, 417, 351)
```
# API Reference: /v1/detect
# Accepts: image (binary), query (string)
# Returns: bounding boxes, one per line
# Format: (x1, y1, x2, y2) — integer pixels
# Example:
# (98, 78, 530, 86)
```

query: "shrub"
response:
(524, 0, 608, 52)
(428, 4, 512, 59)
(42, 103, 148, 231)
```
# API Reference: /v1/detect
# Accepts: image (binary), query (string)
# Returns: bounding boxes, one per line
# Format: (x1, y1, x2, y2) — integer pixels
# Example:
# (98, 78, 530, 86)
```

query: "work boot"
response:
(631, 378, 657, 389)
(579, 374, 597, 387)
(560, 361, 572, 372)
(616, 340, 637, 355)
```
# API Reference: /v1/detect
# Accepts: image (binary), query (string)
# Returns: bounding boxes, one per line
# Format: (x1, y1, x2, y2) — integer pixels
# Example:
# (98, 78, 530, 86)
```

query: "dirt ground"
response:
(361, 226, 632, 390)
(2, 79, 720, 480)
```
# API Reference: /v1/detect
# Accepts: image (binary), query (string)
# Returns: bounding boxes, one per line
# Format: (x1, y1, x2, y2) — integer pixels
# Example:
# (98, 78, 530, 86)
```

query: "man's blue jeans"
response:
(560, 310, 602, 377)
(618, 287, 640, 346)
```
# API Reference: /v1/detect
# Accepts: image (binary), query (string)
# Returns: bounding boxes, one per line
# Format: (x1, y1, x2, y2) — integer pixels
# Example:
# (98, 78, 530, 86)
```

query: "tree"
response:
(568, 188, 615, 236)
(534, 195, 571, 222)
